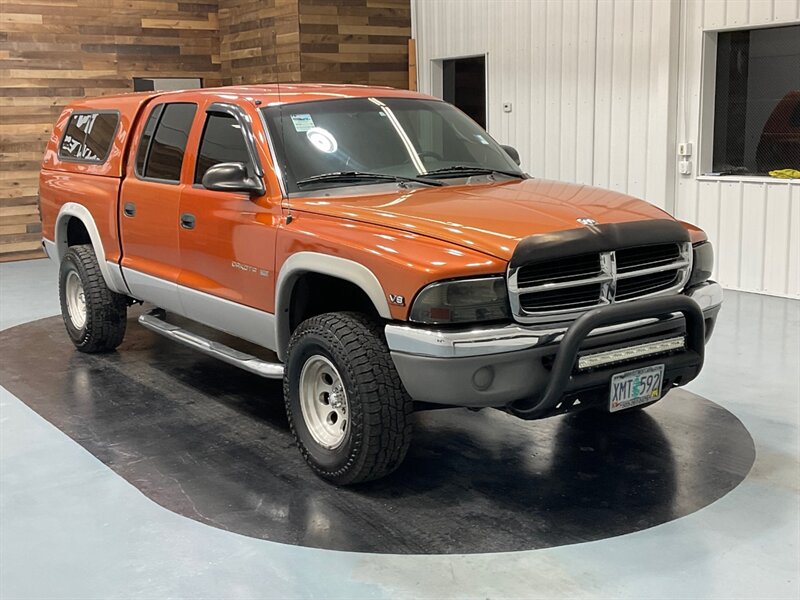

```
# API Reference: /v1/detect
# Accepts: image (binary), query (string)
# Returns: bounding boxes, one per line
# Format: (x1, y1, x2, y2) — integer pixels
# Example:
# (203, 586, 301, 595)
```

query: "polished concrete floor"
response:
(1, 259, 799, 599)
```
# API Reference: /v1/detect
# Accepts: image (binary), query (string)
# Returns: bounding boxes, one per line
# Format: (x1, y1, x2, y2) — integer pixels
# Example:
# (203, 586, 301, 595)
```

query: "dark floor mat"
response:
(0, 314, 755, 554)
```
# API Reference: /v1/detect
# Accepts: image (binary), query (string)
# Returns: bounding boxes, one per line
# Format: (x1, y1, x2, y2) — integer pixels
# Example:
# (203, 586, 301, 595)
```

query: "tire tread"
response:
(59, 244, 127, 353)
(284, 312, 412, 485)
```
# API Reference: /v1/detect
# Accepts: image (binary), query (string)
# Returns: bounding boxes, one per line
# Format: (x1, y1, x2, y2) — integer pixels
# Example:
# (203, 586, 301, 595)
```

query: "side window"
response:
(135, 104, 163, 176)
(59, 112, 118, 162)
(195, 113, 252, 184)
(136, 103, 197, 182)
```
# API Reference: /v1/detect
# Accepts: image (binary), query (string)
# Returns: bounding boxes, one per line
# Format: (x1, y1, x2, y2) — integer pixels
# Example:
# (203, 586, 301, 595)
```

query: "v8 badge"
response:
(388, 294, 405, 306)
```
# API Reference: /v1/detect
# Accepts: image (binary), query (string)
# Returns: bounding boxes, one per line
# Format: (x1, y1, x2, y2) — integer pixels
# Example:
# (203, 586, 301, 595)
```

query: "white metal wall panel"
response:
(414, 0, 598, 186)
(414, 0, 675, 207)
(674, 0, 800, 297)
(412, 0, 800, 297)
(591, 0, 680, 208)
(677, 179, 800, 297)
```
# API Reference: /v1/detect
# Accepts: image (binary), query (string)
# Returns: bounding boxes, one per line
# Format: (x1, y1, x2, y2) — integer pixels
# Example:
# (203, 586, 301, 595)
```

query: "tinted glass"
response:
(262, 97, 521, 193)
(59, 112, 118, 162)
(713, 25, 800, 174)
(135, 104, 163, 176)
(195, 113, 251, 184)
(144, 103, 196, 182)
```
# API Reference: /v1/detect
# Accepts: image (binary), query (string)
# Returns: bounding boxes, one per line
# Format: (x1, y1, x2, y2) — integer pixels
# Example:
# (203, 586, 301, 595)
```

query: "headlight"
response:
(687, 241, 714, 287)
(409, 277, 511, 325)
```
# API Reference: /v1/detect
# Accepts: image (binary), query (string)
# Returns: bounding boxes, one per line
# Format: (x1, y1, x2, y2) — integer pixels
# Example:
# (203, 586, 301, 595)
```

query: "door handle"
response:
(180, 213, 196, 230)
(123, 202, 136, 217)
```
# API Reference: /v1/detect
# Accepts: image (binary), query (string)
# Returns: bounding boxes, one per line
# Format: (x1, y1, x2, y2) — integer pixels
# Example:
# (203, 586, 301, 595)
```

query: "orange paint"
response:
(40, 83, 710, 321)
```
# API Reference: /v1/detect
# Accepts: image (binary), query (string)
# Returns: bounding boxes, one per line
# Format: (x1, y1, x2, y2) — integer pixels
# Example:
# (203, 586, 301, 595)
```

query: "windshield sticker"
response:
(474, 134, 490, 145)
(306, 127, 338, 154)
(290, 114, 315, 132)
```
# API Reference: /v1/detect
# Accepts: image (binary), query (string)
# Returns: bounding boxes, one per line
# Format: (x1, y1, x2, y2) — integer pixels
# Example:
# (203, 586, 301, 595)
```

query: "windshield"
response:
(261, 97, 523, 193)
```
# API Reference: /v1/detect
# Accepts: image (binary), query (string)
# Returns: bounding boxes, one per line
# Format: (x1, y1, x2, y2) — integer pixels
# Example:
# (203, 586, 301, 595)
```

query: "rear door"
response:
(119, 101, 197, 311)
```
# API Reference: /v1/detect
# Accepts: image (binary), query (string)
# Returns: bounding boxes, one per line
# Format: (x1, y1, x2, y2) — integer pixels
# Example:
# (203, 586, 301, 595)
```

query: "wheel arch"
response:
(275, 252, 392, 361)
(54, 203, 128, 294)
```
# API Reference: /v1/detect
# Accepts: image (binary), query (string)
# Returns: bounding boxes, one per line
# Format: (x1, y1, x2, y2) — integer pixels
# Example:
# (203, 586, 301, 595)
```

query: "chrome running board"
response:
(138, 310, 284, 379)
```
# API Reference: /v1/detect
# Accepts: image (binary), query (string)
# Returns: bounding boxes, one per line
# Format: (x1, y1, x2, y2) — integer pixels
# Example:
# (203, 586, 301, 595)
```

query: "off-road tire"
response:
(59, 244, 127, 353)
(284, 312, 413, 485)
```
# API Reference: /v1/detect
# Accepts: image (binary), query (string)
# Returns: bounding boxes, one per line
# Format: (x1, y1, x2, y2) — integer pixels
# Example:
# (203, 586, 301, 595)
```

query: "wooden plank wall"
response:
(218, 0, 411, 88)
(0, 0, 222, 261)
(298, 0, 411, 89)
(0, 0, 411, 261)
(218, 0, 301, 84)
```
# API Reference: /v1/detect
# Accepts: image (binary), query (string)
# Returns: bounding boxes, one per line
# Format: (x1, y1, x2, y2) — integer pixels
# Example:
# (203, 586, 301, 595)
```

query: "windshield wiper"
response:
(296, 171, 443, 188)
(424, 165, 525, 179)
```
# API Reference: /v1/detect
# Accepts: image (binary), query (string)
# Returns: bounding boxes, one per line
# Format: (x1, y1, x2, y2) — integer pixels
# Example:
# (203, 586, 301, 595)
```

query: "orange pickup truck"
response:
(39, 84, 722, 484)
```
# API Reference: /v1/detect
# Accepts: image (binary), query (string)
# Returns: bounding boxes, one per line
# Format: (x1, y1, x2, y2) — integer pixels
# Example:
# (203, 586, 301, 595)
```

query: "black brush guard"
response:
(508, 294, 705, 419)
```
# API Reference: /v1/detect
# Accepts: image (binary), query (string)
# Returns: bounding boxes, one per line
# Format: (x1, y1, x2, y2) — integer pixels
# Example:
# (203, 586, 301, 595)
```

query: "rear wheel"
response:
(59, 244, 127, 353)
(284, 312, 413, 485)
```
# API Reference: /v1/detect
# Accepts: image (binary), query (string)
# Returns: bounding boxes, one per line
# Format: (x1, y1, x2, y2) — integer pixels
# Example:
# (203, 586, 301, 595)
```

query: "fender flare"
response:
(54, 203, 128, 294)
(274, 252, 392, 360)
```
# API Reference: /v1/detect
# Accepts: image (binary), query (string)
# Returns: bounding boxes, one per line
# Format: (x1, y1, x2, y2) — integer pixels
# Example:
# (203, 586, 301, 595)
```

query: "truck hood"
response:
(288, 178, 677, 261)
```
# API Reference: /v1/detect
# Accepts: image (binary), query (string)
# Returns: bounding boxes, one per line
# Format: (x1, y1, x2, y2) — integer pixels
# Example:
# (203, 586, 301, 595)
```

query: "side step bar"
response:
(138, 310, 284, 379)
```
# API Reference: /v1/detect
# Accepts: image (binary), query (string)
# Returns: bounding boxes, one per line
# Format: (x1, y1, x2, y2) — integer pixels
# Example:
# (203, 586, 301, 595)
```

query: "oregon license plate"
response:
(609, 364, 665, 412)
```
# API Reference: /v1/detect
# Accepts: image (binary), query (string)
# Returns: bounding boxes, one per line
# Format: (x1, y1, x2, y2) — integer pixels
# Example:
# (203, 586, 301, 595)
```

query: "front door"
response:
(176, 102, 281, 350)
(119, 101, 197, 312)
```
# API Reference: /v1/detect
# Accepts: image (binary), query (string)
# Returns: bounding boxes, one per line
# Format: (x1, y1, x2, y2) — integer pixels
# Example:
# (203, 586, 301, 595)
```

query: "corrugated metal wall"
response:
(673, 0, 800, 298)
(592, 0, 680, 211)
(414, 0, 598, 187)
(414, 0, 679, 207)
(412, 0, 800, 298)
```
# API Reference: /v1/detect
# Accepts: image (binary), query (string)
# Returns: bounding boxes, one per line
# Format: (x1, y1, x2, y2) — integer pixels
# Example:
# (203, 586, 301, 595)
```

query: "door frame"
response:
(429, 52, 490, 132)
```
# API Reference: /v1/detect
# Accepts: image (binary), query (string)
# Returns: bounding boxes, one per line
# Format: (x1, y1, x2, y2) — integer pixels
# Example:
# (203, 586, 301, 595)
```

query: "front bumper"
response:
(386, 281, 722, 416)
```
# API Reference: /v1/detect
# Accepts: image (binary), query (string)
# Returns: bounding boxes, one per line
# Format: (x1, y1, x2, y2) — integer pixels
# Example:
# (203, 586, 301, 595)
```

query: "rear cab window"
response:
(135, 102, 197, 183)
(58, 112, 119, 163)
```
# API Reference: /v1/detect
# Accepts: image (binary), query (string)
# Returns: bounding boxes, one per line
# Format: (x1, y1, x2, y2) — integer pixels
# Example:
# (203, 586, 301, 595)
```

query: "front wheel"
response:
(59, 244, 127, 353)
(284, 312, 413, 485)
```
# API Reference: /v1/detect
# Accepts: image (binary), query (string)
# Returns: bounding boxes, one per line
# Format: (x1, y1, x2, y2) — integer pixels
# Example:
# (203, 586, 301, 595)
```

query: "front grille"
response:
(616, 270, 680, 300)
(508, 242, 691, 324)
(616, 243, 681, 273)
(516, 254, 601, 287)
(520, 282, 602, 311)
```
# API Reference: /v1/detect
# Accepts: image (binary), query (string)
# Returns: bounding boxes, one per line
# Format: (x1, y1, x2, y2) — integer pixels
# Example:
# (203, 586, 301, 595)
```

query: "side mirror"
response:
(500, 144, 521, 166)
(201, 162, 265, 196)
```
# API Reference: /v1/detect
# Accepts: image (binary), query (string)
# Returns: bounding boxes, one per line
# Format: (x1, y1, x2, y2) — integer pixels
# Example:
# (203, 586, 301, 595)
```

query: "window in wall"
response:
(138, 103, 197, 182)
(712, 25, 800, 175)
(195, 113, 252, 183)
(59, 112, 119, 162)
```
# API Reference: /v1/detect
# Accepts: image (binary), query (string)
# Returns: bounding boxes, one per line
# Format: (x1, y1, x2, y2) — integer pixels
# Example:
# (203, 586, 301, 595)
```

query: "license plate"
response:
(609, 364, 665, 412)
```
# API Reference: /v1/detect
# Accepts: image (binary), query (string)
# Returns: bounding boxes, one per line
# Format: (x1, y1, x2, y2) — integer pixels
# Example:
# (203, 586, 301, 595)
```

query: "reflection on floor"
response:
(1, 260, 798, 599)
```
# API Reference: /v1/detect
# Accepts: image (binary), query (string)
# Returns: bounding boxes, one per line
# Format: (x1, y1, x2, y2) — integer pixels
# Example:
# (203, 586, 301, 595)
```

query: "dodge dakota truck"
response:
(39, 84, 722, 485)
